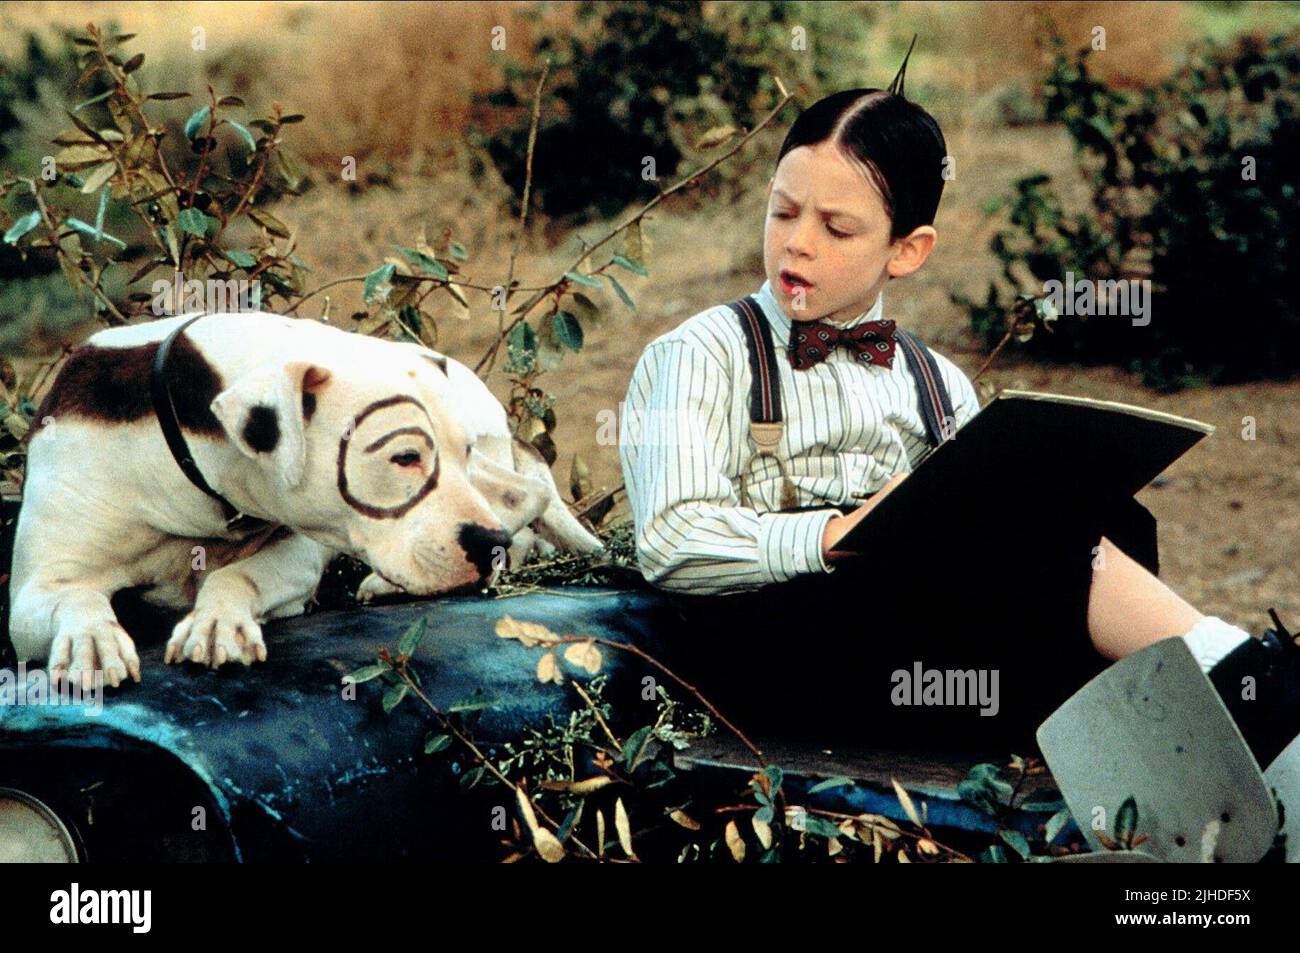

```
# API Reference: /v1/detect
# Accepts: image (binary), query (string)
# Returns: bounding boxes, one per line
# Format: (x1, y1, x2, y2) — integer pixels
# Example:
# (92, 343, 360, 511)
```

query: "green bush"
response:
(0, 28, 97, 172)
(478, 0, 874, 223)
(958, 29, 1300, 391)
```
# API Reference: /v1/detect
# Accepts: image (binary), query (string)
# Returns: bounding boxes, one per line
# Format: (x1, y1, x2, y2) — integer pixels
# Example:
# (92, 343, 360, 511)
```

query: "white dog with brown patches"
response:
(7, 312, 602, 688)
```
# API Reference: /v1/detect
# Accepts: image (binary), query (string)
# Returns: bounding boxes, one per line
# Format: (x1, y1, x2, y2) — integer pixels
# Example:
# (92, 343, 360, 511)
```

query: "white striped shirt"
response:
(618, 278, 981, 595)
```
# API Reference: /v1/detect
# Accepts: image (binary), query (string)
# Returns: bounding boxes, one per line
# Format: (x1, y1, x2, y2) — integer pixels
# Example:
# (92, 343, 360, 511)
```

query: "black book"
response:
(836, 390, 1215, 554)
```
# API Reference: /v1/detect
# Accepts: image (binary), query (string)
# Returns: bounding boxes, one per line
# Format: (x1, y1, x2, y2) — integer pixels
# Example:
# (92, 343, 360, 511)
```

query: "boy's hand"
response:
(821, 471, 909, 564)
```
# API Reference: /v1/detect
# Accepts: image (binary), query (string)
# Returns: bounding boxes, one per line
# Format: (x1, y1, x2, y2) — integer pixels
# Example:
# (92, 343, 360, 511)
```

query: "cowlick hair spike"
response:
(888, 33, 918, 97)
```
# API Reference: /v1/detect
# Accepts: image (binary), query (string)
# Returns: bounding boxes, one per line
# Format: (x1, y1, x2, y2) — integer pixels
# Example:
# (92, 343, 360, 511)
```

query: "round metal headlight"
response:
(0, 787, 79, 863)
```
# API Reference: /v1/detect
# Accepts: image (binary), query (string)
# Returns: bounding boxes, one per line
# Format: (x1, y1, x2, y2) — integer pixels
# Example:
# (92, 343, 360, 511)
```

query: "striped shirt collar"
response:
(753, 279, 886, 349)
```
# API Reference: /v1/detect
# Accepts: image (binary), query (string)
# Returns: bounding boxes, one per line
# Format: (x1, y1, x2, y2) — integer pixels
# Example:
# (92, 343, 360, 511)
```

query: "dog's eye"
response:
(390, 450, 422, 468)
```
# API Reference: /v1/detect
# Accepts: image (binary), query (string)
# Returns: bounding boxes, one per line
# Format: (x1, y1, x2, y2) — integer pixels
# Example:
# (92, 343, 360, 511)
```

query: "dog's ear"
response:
(211, 360, 332, 489)
(466, 447, 550, 533)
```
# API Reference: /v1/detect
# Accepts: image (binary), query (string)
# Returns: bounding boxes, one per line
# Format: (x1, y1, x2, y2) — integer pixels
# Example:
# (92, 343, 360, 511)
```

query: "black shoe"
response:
(1206, 609, 1300, 770)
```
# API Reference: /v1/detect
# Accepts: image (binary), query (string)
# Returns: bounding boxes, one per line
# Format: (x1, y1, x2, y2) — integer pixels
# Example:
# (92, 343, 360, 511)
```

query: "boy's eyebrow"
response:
(771, 187, 865, 224)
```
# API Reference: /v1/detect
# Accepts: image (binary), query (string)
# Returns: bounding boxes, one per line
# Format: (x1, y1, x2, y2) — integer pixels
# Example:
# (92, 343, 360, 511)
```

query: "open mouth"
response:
(779, 269, 814, 293)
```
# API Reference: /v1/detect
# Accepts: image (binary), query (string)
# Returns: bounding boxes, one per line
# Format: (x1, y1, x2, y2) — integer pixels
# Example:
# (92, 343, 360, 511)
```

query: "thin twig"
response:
(486, 59, 550, 376)
(184, 85, 218, 211)
(216, 122, 275, 247)
(971, 325, 1016, 383)
(287, 270, 619, 316)
(474, 79, 796, 377)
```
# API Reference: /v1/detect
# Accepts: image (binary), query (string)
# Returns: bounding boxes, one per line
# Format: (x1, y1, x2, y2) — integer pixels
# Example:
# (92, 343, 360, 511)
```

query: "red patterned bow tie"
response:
(788, 318, 898, 371)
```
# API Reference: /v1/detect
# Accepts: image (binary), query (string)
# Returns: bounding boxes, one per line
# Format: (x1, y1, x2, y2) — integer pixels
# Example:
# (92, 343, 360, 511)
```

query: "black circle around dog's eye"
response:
(390, 450, 421, 467)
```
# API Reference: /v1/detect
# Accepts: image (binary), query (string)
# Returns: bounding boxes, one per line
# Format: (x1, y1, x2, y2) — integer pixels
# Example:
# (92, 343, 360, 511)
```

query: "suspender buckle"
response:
(745, 421, 799, 509)
(748, 421, 783, 453)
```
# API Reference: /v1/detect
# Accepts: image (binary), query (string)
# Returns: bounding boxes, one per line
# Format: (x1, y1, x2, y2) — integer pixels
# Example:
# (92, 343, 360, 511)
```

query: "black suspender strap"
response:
(725, 296, 798, 510)
(894, 327, 956, 448)
(725, 297, 959, 511)
(730, 296, 783, 425)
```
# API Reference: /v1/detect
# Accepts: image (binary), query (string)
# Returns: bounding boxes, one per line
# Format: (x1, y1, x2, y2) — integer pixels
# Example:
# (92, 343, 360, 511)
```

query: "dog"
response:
(7, 311, 602, 689)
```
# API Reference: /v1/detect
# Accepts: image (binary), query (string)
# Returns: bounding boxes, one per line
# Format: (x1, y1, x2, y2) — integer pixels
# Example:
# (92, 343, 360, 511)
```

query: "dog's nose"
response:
(458, 523, 512, 582)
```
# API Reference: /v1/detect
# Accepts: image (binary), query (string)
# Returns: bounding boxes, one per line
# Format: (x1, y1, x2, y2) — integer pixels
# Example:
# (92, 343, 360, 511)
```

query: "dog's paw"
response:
(49, 622, 142, 690)
(356, 572, 404, 604)
(165, 604, 266, 668)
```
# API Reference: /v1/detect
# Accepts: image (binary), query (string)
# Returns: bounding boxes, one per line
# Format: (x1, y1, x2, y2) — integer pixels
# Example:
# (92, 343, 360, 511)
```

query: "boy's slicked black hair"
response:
(775, 41, 947, 241)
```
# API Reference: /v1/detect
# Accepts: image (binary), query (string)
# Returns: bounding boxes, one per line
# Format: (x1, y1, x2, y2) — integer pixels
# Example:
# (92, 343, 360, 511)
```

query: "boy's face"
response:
(763, 141, 934, 326)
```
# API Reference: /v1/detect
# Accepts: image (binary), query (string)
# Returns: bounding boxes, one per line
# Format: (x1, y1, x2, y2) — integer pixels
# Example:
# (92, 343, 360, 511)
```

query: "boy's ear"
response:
(211, 360, 332, 489)
(887, 225, 937, 279)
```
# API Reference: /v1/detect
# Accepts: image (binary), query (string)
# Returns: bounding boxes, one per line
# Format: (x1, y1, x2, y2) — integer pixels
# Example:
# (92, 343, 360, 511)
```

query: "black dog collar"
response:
(150, 313, 273, 536)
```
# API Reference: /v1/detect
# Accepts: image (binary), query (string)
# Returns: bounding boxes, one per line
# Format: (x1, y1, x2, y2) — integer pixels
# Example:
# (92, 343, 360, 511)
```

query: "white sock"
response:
(1181, 615, 1252, 673)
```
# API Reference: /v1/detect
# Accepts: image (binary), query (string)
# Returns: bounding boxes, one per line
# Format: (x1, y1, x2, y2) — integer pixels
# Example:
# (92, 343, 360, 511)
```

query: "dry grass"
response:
(2, 1, 563, 168)
(923, 0, 1189, 90)
(272, 1, 570, 167)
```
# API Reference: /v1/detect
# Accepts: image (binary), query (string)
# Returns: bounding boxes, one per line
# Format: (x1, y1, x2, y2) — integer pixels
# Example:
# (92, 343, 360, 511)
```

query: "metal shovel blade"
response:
(1036, 637, 1276, 862)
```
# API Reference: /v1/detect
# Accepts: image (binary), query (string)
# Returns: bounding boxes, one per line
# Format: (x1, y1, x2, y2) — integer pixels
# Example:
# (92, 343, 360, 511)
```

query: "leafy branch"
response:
(348, 611, 989, 864)
(1, 22, 310, 326)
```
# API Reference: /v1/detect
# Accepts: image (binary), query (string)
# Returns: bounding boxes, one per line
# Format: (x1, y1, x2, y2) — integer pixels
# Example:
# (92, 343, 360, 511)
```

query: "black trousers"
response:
(653, 496, 1160, 759)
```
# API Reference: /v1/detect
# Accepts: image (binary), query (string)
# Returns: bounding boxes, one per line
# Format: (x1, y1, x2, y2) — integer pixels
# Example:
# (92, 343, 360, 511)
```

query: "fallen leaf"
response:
(615, 797, 635, 859)
(725, 820, 746, 862)
(540, 776, 612, 795)
(516, 787, 539, 833)
(496, 615, 560, 647)
(563, 640, 603, 675)
(536, 651, 563, 685)
(669, 809, 701, 831)
(860, 813, 902, 839)
(891, 777, 922, 827)
(533, 826, 565, 863)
